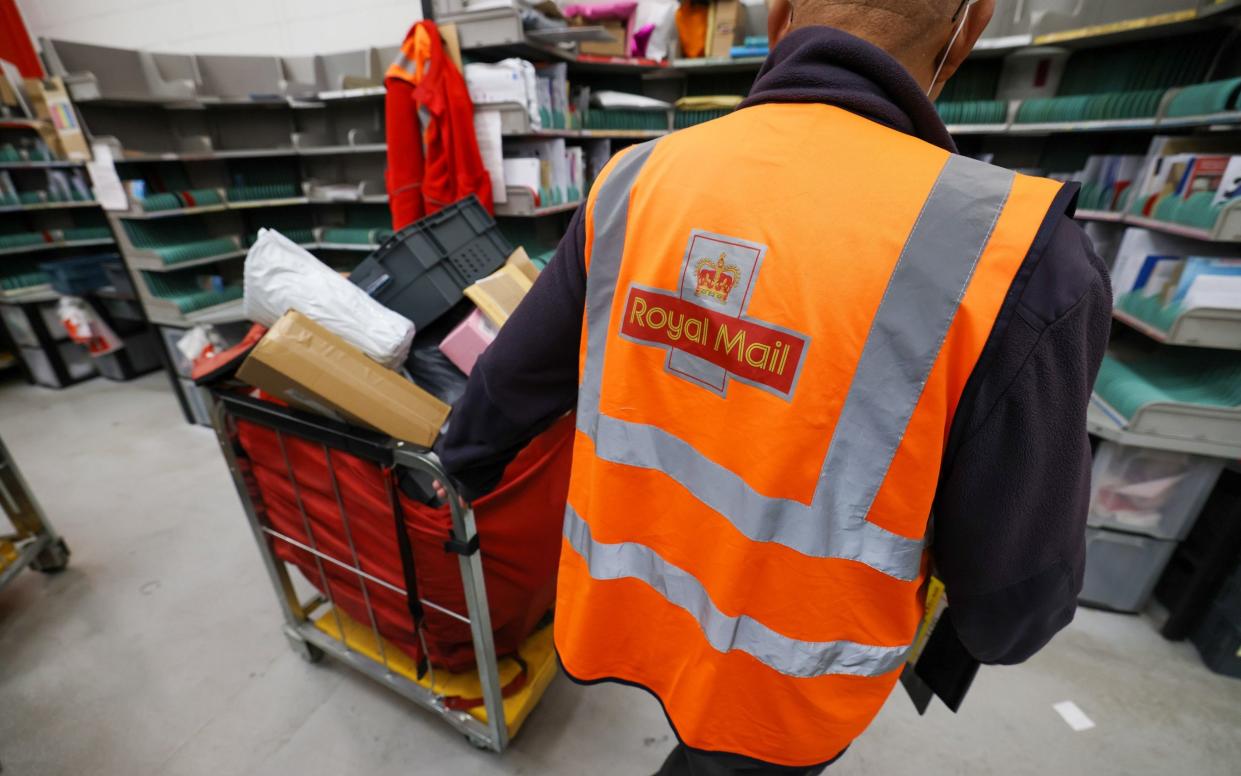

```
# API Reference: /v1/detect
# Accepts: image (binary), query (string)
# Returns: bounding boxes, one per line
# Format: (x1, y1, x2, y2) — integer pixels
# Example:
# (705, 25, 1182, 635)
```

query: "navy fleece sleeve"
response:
(932, 212, 1112, 665)
(436, 207, 587, 499)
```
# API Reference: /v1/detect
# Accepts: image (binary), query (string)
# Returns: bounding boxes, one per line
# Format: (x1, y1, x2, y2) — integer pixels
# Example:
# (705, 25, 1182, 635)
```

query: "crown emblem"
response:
(694, 253, 741, 303)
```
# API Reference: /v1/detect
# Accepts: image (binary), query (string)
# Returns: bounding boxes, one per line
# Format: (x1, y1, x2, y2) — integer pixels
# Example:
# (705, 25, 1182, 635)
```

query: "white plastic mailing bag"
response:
(243, 228, 415, 368)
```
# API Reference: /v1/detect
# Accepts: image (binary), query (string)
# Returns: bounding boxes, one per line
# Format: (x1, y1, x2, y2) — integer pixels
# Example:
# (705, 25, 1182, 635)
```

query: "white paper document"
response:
(473, 110, 507, 203)
(502, 158, 542, 200)
(591, 90, 672, 110)
(84, 143, 129, 211)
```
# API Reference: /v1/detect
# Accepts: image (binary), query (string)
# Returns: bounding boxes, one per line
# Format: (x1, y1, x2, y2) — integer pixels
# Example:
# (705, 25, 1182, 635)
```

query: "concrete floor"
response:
(1, 372, 1239, 776)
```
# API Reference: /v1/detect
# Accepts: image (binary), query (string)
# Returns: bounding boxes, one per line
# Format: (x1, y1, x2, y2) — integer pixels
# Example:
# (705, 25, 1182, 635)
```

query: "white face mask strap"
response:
(927, 1, 974, 98)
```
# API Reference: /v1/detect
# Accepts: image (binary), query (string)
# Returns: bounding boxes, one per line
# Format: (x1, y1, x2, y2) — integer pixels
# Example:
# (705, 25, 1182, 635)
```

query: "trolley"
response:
(0, 434, 70, 593)
(209, 390, 559, 752)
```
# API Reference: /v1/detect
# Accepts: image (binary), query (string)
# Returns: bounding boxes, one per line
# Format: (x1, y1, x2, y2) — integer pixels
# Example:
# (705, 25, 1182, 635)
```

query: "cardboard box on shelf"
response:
(574, 19, 628, 57)
(23, 78, 90, 160)
(708, 0, 740, 59)
(236, 310, 449, 447)
(0, 60, 30, 116)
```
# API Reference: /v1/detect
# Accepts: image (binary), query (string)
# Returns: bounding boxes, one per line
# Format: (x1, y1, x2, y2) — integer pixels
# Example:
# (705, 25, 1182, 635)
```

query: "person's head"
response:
(767, 0, 995, 100)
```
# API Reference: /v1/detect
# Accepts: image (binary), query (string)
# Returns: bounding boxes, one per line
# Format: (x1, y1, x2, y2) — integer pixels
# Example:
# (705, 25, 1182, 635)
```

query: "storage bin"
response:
(350, 195, 512, 330)
(37, 302, 68, 341)
(38, 253, 118, 295)
(19, 341, 95, 388)
(0, 303, 38, 348)
(93, 330, 161, 381)
(159, 325, 192, 377)
(1080, 527, 1177, 612)
(1212, 568, 1241, 625)
(97, 296, 146, 327)
(179, 377, 214, 426)
(1087, 441, 1224, 540)
(103, 261, 136, 297)
(1191, 603, 1241, 679)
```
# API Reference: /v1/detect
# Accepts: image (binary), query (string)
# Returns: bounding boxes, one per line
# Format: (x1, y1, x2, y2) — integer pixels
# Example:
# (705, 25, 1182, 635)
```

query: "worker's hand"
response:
(432, 479, 467, 510)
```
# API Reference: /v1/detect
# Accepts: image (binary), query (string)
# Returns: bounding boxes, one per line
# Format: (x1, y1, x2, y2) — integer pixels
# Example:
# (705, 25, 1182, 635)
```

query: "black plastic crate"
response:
(1155, 469, 1241, 640)
(1213, 568, 1241, 625)
(93, 330, 161, 381)
(38, 253, 119, 295)
(96, 296, 146, 331)
(1192, 604, 1241, 679)
(350, 196, 512, 330)
(103, 261, 136, 298)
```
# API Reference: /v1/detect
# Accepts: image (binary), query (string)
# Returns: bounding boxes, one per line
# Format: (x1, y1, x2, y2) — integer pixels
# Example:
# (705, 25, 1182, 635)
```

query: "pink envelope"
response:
(439, 309, 498, 375)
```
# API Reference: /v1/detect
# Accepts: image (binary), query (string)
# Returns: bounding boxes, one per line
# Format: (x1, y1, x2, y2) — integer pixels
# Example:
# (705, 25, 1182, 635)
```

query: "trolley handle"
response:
(392, 444, 479, 556)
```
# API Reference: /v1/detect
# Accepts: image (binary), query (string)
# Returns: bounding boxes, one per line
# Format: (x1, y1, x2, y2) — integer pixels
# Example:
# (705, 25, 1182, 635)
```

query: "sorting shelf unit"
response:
(1087, 397, 1241, 461)
(0, 114, 126, 390)
(0, 200, 101, 213)
(1075, 211, 1241, 242)
(0, 160, 83, 169)
(1126, 213, 1241, 243)
(0, 238, 114, 257)
(1113, 307, 1241, 350)
(37, 40, 404, 422)
(494, 187, 582, 218)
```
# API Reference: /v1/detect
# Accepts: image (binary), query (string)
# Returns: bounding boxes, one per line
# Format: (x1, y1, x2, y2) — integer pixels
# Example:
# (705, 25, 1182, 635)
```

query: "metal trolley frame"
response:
(210, 392, 514, 752)
(0, 434, 70, 593)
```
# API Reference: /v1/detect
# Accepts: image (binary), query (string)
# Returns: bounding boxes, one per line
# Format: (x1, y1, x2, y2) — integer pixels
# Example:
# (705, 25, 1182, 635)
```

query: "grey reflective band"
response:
(578, 153, 1014, 582)
(564, 505, 911, 678)
(390, 52, 414, 75)
(590, 414, 926, 578)
(817, 155, 1014, 532)
(578, 141, 660, 437)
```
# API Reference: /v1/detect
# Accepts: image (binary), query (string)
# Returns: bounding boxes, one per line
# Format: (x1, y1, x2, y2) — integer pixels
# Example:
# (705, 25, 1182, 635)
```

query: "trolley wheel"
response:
(285, 630, 325, 664)
(465, 734, 492, 751)
(30, 539, 70, 574)
(298, 642, 326, 664)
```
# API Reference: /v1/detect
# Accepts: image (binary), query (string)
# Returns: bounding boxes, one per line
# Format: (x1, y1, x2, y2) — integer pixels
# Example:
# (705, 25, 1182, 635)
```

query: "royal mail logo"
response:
(694, 254, 741, 303)
(619, 230, 809, 400)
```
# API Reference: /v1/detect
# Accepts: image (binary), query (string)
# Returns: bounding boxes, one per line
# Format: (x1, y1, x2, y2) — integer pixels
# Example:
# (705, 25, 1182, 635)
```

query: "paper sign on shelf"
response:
(85, 142, 129, 211)
(474, 109, 507, 204)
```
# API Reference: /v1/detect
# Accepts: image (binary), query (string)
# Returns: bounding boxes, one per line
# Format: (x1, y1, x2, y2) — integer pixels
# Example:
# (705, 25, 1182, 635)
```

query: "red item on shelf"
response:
(385, 20, 494, 230)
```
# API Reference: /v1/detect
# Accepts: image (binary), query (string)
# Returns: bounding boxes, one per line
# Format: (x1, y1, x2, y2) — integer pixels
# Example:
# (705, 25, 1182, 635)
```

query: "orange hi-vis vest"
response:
(556, 102, 1064, 766)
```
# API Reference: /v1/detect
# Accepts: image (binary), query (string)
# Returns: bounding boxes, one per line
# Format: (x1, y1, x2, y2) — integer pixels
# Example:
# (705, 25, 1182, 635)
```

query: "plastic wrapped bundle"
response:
(243, 228, 415, 368)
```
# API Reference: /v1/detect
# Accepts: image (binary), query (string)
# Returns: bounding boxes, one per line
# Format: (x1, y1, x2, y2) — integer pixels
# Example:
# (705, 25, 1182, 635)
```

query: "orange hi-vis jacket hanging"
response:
(557, 103, 1064, 767)
(385, 20, 493, 229)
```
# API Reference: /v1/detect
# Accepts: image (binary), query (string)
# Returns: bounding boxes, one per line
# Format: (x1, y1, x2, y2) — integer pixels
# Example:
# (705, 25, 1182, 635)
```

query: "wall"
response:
(17, 0, 423, 56)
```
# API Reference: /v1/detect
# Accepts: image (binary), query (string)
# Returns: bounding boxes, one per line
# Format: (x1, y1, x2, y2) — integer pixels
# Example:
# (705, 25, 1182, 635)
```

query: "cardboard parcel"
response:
(237, 310, 450, 447)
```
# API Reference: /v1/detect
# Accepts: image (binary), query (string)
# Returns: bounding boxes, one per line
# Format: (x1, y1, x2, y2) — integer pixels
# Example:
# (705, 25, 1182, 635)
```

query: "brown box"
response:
(574, 18, 628, 58)
(236, 310, 450, 447)
(708, 0, 740, 59)
(23, 77, 91, 160)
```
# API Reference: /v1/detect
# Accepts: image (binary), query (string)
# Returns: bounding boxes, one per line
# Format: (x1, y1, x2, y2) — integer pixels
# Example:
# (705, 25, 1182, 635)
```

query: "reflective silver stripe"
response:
(579, 152, 1014, 581)
(389, 51, 415, 76)
(564, 505, 911, 678)
(591, 415, 926, 578)
(817, 154, 1014, 527)
(578, 140, 660, 437)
